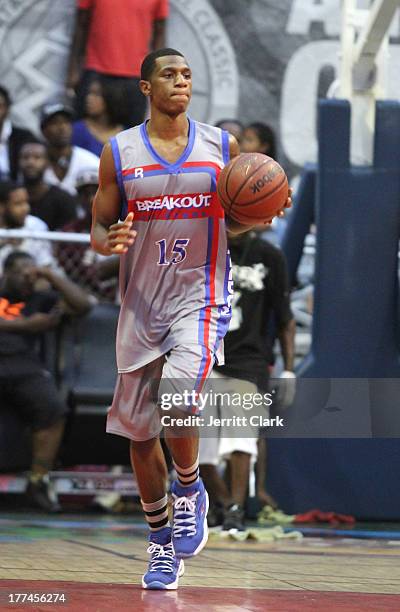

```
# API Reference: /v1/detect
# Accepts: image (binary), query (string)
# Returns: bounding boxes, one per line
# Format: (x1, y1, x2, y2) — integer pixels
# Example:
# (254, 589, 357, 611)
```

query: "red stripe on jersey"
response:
(122, 164, 163, 176)
(122, 161, 222, 177)
(199, 221, 220, 388)
(128, 192, 224, 221)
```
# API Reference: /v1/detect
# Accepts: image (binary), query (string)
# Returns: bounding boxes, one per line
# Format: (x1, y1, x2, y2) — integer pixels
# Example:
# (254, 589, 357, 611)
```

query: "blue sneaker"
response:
(142, 527, 184, 590)
(171, 478, 209, 558)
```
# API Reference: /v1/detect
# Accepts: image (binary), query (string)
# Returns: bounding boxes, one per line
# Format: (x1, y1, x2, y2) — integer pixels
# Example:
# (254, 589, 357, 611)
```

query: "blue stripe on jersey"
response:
(110, 137, 128, 218)
(222, 129, 230, 164)
(123, 166, 218, 192)
(140, 118, 196, 171)
(214, 251, 232, 356)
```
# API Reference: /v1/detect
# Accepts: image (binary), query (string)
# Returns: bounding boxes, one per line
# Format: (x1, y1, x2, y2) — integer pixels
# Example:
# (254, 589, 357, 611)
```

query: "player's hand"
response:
(277, 187, 293, 218)
(107, 212, 137, 254)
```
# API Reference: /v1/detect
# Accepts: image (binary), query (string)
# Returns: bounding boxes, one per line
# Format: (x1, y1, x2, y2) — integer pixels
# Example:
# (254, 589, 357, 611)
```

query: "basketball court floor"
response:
(1, 513, 400, 611)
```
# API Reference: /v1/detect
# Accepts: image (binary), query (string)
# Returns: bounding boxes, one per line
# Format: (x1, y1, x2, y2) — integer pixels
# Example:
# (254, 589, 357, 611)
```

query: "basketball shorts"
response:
(106, 343, 216, 442)
(199, 372, 270, 465)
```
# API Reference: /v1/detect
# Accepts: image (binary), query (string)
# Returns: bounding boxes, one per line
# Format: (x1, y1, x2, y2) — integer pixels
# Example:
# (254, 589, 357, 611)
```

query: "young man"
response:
(40, 102, 99, 196)
(91, 48, 290, 590)
(0, 251, 92, 511)
(19, 141, 77, 230)
(0, 181, 58, 274)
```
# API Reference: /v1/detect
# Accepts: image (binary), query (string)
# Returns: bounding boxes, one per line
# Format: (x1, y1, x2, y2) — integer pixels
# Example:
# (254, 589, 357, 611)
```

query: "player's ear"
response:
(139, 80, 151, 97)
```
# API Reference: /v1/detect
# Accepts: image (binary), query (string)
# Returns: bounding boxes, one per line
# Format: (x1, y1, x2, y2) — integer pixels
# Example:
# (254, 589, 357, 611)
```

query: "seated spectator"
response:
(241, 122, 276, 159)
(215, 119, 244, 145)
(19, 141, 77, 230)
(40, 102, 99, 196)
(72, 78, 123, 156)
(0, 85, 35, 181)
(58, 168, 117, 301)
(0, 251, 92, 511)
(0, 181, 58, 274)
(242, 122, 288, 245)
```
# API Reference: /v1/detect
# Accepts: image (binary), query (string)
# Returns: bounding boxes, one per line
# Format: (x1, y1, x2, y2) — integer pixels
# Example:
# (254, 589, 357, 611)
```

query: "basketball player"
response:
(91, 48, 291, 590)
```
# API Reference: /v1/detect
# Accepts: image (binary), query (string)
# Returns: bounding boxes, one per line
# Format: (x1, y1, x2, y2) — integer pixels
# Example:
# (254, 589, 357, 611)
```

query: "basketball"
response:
(217, 153, 289, 226)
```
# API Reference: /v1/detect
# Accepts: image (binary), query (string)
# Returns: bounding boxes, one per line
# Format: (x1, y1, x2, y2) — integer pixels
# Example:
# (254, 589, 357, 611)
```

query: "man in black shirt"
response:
(0, 251, 92, 511)
(199, 232, 295, 530)
(19, 141, 77, 230)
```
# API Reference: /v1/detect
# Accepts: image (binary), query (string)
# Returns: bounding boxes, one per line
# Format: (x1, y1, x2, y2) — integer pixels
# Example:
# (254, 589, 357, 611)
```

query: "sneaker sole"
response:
(142, 559, 184, 590)
(175, 490, 209, 559)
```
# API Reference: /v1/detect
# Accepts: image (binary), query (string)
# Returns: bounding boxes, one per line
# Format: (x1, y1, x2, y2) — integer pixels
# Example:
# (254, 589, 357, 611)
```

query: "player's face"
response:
(145, 56, 192, 116)
(42, 113, 72, 147)
(241, 128, 270, 155)
(5, 188, 30, 228)
(19, 144, 48, 181)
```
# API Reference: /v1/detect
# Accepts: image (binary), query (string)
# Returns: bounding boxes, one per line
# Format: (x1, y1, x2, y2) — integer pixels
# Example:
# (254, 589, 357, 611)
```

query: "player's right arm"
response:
(91, 144, 137, 256)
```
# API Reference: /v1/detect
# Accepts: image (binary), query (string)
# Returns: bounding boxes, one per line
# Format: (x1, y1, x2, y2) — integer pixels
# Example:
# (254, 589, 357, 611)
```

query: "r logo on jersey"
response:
(134, 168, 144, 179)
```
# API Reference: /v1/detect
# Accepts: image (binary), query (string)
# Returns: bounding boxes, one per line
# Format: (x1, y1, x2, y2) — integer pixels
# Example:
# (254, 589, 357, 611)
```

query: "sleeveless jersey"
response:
(110, 118, 232, 375)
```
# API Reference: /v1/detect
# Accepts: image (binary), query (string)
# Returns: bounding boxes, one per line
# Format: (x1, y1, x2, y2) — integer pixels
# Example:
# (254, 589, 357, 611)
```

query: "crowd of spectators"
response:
(0, 0, 298, 520)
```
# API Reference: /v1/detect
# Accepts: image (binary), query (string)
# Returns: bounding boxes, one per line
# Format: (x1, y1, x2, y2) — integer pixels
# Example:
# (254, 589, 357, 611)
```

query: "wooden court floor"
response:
(1, 513, 400, 611)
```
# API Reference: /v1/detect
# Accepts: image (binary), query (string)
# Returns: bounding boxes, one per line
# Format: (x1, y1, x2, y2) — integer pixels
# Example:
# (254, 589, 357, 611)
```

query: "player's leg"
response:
(106, 358, 183, 589)
(160, 345, 214, 558)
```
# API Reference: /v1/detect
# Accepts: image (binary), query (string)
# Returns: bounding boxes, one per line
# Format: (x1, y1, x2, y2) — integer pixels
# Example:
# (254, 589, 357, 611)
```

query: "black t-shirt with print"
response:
(0, 290, 58, 357)
(215, 235, 293, 384)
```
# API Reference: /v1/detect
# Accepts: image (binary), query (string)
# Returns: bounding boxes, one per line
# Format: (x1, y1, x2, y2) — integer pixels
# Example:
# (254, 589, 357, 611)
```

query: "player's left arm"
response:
(225, 135, 252, 236)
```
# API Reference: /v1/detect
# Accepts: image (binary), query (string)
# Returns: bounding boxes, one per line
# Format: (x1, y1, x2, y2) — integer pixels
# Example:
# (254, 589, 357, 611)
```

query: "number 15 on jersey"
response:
(156, 239, 190, 266)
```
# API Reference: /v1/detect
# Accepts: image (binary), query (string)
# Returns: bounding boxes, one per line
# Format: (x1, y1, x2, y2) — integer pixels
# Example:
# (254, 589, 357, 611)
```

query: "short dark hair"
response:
(215, 119, 244, 130)
(0, 84, 11, 106)
(0, 180, 24, 205)
(246, 122, 277, 160)
(3, 251, 33, 272)
(141, 48, 185, 81)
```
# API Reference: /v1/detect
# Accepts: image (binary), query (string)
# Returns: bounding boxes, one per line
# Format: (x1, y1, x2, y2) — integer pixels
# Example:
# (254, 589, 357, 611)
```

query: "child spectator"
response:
(0, 181, 58, 274)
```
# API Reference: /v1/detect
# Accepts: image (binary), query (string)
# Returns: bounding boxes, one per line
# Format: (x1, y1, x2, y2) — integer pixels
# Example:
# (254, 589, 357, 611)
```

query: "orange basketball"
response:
(217, 153, 289, 226)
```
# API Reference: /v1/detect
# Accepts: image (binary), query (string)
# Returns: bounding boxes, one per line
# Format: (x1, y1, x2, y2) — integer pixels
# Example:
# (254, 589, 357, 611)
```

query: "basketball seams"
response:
(230, 158, 275, 206)
(236, 175, 288, 208)
(217, 153, 289, 225)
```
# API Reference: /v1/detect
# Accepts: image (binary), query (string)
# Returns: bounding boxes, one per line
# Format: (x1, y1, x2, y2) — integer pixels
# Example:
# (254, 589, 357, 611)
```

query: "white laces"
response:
(172, 492, 200, 538)
(147, 541, 175, 573)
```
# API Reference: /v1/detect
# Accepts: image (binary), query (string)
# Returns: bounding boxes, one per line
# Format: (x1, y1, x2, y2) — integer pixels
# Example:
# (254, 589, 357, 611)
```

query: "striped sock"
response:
(141, 495, 170, 532)
(173, 458, 200, 488)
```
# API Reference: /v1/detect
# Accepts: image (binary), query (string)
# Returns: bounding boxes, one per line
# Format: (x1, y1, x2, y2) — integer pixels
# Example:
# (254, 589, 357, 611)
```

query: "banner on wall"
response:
(0, 0, 399, 175)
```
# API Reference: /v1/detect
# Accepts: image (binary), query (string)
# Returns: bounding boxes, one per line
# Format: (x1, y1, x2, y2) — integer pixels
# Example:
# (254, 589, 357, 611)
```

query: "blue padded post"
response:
(281, 164, 316, 288)
(299, 99, 400, 378)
